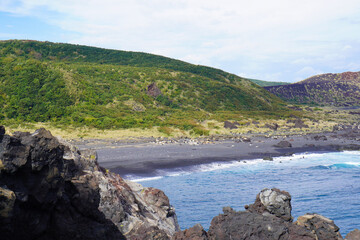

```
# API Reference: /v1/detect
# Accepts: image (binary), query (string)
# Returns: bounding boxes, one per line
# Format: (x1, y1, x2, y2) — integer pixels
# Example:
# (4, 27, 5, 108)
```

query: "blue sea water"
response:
(135, 151, 360, 236)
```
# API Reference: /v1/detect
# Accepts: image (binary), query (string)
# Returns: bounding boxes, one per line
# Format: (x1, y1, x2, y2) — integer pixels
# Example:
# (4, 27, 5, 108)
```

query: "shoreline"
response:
(72, 129, 360, 179)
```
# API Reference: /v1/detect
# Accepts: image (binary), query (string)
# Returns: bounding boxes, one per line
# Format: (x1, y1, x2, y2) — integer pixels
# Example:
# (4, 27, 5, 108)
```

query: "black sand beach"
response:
(73, 130, 360, 178)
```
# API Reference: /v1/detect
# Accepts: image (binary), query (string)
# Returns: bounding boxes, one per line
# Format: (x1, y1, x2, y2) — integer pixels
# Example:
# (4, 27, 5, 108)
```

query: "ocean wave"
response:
(133, 152, 360, 182)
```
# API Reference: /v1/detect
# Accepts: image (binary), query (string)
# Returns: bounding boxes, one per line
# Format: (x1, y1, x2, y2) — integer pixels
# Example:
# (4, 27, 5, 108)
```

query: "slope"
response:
(264, 72, 360, 106)
(247, 78, 290, 87)
(0, 40, 286, 132)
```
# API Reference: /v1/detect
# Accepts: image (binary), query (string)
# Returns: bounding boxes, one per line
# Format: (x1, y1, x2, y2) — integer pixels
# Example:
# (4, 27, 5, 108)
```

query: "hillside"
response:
(0, 40, 287, 134)
(247, 78, 290, 87)
(264, 72, 360, 106)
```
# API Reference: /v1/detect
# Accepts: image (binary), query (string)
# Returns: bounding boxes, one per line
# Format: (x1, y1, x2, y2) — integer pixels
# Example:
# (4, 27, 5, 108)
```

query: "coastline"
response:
(72, 129, 360, 179)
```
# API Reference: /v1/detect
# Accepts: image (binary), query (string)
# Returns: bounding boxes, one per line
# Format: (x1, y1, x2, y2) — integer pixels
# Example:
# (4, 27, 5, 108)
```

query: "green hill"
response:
(0, 40, 287, 133)
(248, 78, 290, 87)
(264, 72, 360, 106)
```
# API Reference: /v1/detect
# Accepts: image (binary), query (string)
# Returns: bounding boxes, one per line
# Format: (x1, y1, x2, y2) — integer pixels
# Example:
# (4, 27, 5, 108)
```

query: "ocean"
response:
(135, 151, 360, 236)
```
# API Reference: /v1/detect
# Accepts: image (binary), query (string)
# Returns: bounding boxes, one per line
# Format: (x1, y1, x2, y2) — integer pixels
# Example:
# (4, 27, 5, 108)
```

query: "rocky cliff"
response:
(264, 71, 360, 106)
(0, 127, 179, 240)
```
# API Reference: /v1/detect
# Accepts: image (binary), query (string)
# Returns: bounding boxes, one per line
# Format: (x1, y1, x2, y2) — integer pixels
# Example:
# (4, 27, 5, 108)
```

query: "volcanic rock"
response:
(313, 135, 328, 141)
(207, 208, 314, 240)
(174, 188, 351, 240)
(274, 140, 292, 148)
(345, 229, 360, 240)
(246, 188, 293, 222)
(172, 224, 208, 240)
(147, 83, 162, 97)
(0, 127, 179, 240)
(295, 213, 342, 240)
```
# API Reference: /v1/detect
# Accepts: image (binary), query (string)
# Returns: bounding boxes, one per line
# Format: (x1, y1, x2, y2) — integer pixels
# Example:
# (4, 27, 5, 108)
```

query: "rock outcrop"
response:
(0, 127, 179, 240)
(246, 188, 292, 222)
(295, 214, 342, 240)
(146, 83, 162, 98)
(274, 140, 292, 148)
(174, 188, 344, 240)
(345, 229, 360, 240)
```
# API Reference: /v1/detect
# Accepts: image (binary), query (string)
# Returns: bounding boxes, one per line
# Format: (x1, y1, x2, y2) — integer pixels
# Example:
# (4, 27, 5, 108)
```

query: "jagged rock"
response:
(246, 188, 293, 222)
(147, 83, 162, 97)
(274, 140, 292, 148)
(172, 224, 208, 240)
(0, 127, 179, 240)
(295, 213, 343, 240)
(207, 208, 314, 240)
(176, 188, 356, 240)
(345, 229, 360, 240)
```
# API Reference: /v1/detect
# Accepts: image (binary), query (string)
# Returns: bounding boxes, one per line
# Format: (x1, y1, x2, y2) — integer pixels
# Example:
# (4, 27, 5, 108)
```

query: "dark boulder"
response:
(295, 214, 343, 240)
(313, 135, 327, 141)
(172, 224, 208, 240)
(0, 127, 179, 240)
(147, 83, 162, 97)
(173, 188, 350, 240)
(0, 128, 125, 240)
(207, 208, 314, 240)
(274, 140, 292, 148)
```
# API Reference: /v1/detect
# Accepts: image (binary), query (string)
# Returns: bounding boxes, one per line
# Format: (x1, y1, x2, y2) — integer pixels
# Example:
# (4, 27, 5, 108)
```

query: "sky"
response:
(1, 0, 360, 83)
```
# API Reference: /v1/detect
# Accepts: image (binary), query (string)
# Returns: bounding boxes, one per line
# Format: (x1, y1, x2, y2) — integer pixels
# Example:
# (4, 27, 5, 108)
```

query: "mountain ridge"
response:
(264, 71, 360, 106)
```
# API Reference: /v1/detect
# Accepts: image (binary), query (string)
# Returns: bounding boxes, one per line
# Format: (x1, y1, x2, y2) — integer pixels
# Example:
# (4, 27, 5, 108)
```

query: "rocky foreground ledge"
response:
(0, 127, 359, 240)
(0, 127, 179, 240)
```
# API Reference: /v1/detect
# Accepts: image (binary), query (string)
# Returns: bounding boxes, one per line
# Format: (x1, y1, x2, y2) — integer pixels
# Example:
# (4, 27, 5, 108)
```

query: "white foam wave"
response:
(131, 151, 360, 182)
(127, 176, 164, 182)
(344, 162, 360, 166)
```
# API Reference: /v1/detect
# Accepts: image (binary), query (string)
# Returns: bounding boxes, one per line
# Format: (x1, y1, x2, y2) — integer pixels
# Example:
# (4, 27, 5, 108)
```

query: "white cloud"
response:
(1, 0, 360, 82)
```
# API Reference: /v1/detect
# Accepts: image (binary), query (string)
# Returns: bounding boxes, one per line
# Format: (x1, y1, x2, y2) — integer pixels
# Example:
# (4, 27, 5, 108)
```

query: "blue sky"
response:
(1, 0, 360, 83)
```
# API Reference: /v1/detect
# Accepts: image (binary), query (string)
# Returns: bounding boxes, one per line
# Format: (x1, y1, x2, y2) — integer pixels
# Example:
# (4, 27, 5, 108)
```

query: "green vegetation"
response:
(0, 40, 288, 135)
(247, 78, 290, 87)
(264, 72, 360, 106)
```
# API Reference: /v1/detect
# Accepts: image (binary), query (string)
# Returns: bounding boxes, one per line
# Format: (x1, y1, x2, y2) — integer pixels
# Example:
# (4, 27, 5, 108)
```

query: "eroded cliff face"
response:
(0, 127, 179, 240)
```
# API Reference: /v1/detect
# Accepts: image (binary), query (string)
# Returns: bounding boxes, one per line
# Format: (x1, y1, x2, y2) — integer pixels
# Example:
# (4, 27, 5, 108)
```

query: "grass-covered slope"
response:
(248, 78, 290, 87)
(0, 40, 287, 132)
(264, 72, 360, 106)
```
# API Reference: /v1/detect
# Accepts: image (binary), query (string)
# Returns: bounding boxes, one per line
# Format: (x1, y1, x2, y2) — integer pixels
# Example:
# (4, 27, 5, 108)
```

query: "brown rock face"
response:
(0, 127, 179, 240)
(345, 229, 360, 240)
(147, 82, 162, 97)
(295, 214, 343, 240)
